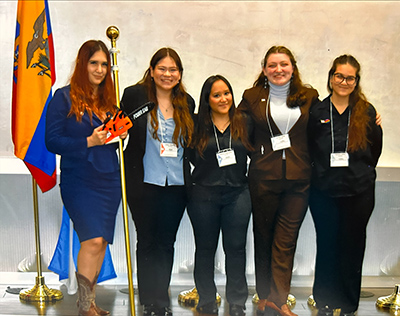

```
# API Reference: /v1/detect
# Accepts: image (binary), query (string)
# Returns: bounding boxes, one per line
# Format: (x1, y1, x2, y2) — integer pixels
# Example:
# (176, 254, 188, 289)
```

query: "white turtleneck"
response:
(268, 81, 301, 158)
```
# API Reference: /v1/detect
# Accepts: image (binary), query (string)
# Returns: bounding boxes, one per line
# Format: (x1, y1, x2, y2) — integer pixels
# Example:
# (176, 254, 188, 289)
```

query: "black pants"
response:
(250, 171, 310, 307)
(309, 184, 375, 313)
(187, 185, 251, 308)
(128, 183, 187, 308)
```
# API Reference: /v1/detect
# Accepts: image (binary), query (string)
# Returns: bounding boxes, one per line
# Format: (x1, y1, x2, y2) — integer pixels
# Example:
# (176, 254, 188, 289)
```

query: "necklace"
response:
(213, 118, 230, 133)
(159, 104, 173, 112)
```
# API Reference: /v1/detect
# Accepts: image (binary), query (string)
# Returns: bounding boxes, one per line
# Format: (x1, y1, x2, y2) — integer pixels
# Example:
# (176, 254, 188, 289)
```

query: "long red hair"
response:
(328, 55, 370, 152)
(69, 40, 116, 122)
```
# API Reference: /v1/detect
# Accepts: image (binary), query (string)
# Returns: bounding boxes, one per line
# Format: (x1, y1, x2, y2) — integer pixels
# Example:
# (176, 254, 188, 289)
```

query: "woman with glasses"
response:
(121, 47, 194, 316)
(307, 55, 383, 316)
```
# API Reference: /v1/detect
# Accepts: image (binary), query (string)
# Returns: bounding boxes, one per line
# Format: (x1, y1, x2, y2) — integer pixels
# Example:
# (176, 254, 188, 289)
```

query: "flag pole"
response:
(19, 177, 63, 302)
(107, 25, 136, 316)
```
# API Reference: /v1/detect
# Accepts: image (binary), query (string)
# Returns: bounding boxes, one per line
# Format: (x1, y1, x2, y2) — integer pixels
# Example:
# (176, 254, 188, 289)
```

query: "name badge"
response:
(160, 142, 178, 157)
(330, 152, 349, 167)
(216, 149, 237, 167)
(271, 134, 291, 151)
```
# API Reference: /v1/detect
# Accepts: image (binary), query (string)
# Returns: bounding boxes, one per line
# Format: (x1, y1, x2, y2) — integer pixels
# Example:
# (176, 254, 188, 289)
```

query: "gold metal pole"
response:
(19, 177, 63, 302)
(106, 25, 136, 316)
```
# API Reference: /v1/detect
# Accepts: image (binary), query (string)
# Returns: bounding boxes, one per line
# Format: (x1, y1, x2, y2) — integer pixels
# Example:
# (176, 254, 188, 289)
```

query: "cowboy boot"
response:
(91, 272, 110, 315)
(76, 272, 101, 316)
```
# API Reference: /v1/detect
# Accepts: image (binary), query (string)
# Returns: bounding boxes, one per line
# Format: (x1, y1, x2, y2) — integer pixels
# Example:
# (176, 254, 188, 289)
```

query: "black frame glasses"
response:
(332, 73, 358, 86)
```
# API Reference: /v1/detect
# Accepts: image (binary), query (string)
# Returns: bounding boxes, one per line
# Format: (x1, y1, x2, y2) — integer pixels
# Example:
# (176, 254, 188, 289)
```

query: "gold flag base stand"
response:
(252, 293, 296, 309)
(19, 177, 63, 306)
(19, 276, 63, 302)
(376, 284, 400, 313)
(178, 287, 221, 307)
(307, 295, 343, 316)
(307, 294, 316, 309)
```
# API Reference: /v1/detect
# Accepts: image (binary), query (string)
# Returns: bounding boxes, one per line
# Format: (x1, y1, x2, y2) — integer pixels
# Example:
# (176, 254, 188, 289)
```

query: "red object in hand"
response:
(103, 101, 155, 143)
(103, 110, 133, 143)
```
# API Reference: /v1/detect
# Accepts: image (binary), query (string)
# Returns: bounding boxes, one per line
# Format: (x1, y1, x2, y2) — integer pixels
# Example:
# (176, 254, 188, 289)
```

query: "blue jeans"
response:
(187, 184, 251, 307)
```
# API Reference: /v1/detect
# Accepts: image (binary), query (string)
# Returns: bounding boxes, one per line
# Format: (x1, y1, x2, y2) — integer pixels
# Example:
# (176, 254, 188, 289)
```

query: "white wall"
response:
(1, 1, 399, 279)
(1, 1, 399, 169)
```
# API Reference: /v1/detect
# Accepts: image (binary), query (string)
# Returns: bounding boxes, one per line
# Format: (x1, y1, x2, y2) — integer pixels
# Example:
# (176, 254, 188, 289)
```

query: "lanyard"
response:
(265, 95, 292, 137)
(212, 122, 231, 151)
(330, 98, 351, 153)
(157, 109, 167, 143)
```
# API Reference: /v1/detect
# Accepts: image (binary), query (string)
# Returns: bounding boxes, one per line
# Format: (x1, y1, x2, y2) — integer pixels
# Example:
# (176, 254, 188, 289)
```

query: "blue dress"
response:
(45, 85, 121, 244)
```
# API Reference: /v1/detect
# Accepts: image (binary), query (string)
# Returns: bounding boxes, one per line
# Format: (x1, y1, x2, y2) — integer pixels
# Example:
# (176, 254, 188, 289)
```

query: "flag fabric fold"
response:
(12, 0, 56, 192)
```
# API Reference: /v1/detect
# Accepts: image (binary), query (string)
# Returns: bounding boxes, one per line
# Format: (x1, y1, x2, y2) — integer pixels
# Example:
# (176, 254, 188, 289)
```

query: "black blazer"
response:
(121, 84, 195, 203)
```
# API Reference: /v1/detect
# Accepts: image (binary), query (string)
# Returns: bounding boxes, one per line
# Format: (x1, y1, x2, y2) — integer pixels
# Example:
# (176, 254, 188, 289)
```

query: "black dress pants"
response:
(309, 184, 375, 313)
(128, 183, 187, 308)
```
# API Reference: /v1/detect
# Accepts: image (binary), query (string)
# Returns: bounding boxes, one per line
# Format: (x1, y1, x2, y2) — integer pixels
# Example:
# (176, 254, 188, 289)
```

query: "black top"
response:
(190, 125, 249, 187)
(308, 96, 383, 197)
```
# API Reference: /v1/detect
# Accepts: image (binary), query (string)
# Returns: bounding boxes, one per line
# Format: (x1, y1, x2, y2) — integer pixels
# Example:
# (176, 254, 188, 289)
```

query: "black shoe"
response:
(256, 309, 265, 316)
(144, 304, 159, 316)
(196, 301, 219, 314)
(317, 306, 334, 316)
(256, 307, 279, 316)
(159, 307, 173, 316)
(229, 304, 245, 316)
(264, 306, 281, 316)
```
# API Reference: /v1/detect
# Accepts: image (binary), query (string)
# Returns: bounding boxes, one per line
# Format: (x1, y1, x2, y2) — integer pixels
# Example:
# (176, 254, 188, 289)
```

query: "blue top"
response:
(45, 86, 120, 180)
(143, 108, 184, 186)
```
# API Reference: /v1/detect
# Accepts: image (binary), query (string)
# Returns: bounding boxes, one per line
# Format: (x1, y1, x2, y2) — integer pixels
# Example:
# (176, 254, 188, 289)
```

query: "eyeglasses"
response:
(332, 73, 358, 86)
(155, 66, 179, 74)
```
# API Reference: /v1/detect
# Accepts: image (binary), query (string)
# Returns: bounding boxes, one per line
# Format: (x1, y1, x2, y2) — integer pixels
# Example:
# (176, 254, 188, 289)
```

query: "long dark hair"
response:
(328, 54, 370, 152)
(192, 75, 252, 155)
(69, 40, 115, 122)
(254, 45, 308, 108)
(138, 47, 193, 146)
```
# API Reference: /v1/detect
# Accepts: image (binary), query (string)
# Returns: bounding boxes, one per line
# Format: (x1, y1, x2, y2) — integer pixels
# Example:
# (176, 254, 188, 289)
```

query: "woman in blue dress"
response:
(46, 40, 127, 316)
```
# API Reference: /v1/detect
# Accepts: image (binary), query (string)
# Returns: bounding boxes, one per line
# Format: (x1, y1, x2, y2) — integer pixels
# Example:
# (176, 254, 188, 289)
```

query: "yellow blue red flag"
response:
(12, 0, 56, 192)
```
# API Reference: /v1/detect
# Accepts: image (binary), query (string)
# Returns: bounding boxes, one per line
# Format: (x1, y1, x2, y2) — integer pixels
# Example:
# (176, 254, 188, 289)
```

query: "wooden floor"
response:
(0, 281, 397, 316)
